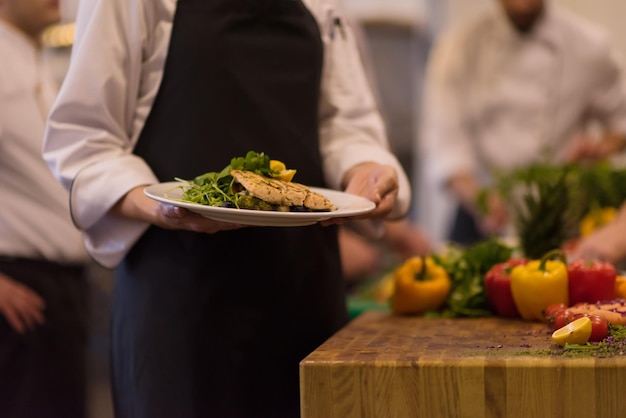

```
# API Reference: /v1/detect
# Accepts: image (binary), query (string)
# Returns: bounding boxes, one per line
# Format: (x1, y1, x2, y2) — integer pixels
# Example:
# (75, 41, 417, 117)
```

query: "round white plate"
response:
(144, 181, 376, 226)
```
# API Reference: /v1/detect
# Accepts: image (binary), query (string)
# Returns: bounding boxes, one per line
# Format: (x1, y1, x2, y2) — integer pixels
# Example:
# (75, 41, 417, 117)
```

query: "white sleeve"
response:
(419, 29, 479, 188)
(43, 0, 169, 268)
(314, 0, 411, 221)
(586, 39, 626, 136)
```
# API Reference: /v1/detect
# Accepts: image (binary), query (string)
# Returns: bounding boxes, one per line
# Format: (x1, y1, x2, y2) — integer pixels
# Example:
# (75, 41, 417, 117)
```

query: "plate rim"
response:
(143, 181, 375, 226)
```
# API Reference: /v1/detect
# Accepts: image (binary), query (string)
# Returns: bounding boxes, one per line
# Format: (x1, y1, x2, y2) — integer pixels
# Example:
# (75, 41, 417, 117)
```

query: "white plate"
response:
(144, 181, 376, 226)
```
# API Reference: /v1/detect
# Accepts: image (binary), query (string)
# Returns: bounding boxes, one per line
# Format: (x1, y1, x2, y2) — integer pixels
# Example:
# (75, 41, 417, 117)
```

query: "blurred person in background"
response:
(339, 220, 432, 285)
(42, 0, 411, 417)
(420, 0, 626, 246)
(0, 0, 89, 417)
(570, 202, 626, 265)
(339, 11, 432, 285)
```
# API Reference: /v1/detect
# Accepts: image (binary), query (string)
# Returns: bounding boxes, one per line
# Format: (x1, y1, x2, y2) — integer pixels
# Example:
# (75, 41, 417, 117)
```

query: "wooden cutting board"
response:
(300, 311, 626, 418)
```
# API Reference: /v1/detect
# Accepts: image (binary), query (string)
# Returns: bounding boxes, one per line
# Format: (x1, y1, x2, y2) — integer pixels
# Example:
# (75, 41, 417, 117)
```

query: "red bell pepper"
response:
(567, 259, 617, 305)
(485, 258, 528, 318)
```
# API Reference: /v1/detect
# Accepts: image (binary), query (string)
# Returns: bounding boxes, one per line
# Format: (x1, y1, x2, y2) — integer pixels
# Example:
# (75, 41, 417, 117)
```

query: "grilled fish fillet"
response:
(231, 169, 334, 211)
(286, 181, 334, 211)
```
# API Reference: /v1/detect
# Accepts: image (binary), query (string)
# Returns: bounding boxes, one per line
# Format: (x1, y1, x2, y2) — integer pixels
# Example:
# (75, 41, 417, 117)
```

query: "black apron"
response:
(449, 205, 488, 246)
(112, 1, 347, 417)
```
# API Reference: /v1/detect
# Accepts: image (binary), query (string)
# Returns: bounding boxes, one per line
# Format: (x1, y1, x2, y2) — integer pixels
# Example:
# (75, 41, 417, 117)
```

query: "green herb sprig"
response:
(431, 238, 514, 318)
(175, 151, 276, 208)
(562, 324, 626, 357)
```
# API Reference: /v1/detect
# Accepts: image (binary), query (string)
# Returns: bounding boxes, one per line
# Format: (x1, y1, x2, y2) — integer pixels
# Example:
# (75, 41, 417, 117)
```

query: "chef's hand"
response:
(384, 219, 432, 259)
(112, 186, 245, 233)
(564, 132, 626, 163)
(323, 162, 398, 225)
(338, 227, 381, 283)
(569, 225, 626, 264)
(569, 204, 626, 264)
(0, 274, 46, 334)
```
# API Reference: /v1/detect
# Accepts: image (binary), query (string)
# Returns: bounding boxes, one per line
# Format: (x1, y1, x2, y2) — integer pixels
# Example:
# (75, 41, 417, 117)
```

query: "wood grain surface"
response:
(299, 311, 626, 418)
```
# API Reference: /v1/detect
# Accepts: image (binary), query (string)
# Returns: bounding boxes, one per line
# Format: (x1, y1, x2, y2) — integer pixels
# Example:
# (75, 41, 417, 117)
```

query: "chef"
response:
(43, 0, 410, 417)
(419, 0, 626, 245)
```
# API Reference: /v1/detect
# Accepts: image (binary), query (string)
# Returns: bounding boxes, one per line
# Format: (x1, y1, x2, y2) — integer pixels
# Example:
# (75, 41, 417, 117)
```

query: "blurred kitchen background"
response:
(43, 1, 626, 417)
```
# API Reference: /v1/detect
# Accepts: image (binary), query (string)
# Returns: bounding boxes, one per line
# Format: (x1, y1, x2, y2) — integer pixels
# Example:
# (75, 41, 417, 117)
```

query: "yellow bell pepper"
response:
(509, 250, 569, 321)
(373, 272, 395, 303)
(390, 256, 451, 315)
(616, 276, 626, 299)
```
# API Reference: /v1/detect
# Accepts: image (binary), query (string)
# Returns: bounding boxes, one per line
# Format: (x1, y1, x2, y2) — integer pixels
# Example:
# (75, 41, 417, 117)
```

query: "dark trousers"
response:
(0, 257, 89, 418)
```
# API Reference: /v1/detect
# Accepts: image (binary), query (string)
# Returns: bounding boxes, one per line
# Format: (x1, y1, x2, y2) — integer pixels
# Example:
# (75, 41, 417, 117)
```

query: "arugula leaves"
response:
(176, 151, 276, 208)
(229, 151, 274, 176)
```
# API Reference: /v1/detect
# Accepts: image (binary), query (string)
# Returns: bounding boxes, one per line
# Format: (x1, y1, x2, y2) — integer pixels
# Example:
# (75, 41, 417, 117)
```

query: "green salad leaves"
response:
(175, 151, 277, 208)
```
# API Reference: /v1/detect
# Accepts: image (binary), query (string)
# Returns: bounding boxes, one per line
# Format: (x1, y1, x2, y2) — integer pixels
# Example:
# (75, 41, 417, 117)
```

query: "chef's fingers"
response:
(160, 204, 187, 218)
(158, 203, 245, 233)
(320, 192, 395, 225)
(343, 163, 398, 205)
(2, 308, 26, 334)
(15, 304, 46, 332)
(359, 167, 398, 218)
(368, 189, 397, 218)
(371, 167, 399, 203)
(0, 290, 46, 334)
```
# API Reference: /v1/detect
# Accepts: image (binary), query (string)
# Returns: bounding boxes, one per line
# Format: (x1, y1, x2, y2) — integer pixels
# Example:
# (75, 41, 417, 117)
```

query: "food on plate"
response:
(269, 159, 297, 182)
(176, 151, 335, 212)
(230, 170, 333, 211)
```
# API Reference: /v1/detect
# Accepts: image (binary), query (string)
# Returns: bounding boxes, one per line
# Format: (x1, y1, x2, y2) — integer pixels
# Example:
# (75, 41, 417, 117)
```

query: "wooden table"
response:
(299, 311, 626, 418)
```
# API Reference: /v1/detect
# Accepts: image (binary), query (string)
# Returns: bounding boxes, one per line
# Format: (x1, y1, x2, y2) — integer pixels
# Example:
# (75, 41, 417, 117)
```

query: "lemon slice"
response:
(270, 160, 286, 172)
(551, 316, 592, 346)
(269, 160, 297, 182)
(274, 169, 297, 182)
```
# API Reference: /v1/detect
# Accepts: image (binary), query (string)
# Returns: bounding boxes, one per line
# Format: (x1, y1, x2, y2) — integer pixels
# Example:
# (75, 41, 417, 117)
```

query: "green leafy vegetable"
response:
(490, 162, 626, 257)
(432, 239, 514, 318)
(175, 151, 276, 208)
(561, 324, 626, 357)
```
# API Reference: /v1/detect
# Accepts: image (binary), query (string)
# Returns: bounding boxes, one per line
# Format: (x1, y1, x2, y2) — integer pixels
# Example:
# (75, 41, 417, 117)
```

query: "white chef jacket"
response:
(43, 0, 410, 268)
(420, 3, 626, 188)
(0, 20, 86, 263)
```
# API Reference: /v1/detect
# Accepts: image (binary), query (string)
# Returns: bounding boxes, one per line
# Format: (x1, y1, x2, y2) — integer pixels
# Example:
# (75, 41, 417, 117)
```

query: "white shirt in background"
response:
(0, 20, 85, 263)
(416, 4, 626, 244)
(420, 4, 626, 188)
